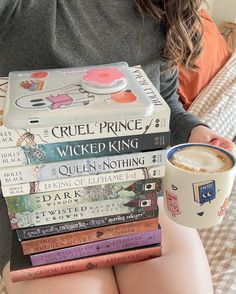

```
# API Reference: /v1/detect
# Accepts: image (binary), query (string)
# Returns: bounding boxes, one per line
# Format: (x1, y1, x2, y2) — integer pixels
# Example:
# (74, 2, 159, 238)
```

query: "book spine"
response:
(0, 68, 170, 148)
(2, 166, 165, 196)
(30, 228, 161, 266)
(0, 113, 169, 148)
(17, 209, 158, 240)
(5, 178, 162, 214)
(0, 78, 7, 99)
(0, 132, 170, 167)
(22, 218, 159, 255)
(132, 66, 166, 107)
(10, 245, 162, 282)
(0, 149, 167, 185)
(9, 193, 158, 229)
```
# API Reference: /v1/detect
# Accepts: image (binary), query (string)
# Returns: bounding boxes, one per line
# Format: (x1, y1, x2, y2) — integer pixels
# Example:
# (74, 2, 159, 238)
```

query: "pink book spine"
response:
(31, 229, 161, 266)
(11, 245, 161, 282)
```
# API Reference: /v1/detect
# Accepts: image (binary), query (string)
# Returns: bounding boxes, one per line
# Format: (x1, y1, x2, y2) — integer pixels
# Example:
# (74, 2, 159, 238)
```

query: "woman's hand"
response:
(188, 125, 236, 155)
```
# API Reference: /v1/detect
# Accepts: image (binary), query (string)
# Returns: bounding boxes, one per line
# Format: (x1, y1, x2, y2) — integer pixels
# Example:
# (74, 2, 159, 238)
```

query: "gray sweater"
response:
(0, 0, 202, 145)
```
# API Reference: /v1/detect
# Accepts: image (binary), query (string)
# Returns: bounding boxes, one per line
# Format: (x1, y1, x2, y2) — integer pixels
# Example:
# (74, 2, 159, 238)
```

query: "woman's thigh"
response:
(3, 262, 119, 294)
(114, 198, 214, 294)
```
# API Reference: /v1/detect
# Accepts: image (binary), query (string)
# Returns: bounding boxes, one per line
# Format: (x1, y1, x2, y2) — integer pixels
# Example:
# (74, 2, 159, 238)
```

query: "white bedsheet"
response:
(188, 52, 236, 292)
(188, 50, 236, 140)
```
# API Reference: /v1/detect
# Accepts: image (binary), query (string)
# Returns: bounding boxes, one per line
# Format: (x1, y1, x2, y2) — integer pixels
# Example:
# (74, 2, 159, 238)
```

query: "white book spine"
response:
(2, 166, 165, 196)
(0, 68, 170, 148)
(0, 149, 167, 186)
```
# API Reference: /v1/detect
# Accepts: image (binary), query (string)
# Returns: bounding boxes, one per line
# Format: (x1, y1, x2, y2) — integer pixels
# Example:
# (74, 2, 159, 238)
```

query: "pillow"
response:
(178, 9, 232, 110)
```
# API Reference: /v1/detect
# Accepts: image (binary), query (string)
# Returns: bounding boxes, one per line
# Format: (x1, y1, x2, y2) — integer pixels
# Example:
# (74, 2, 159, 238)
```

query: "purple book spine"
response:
(30, 229, 161, 266)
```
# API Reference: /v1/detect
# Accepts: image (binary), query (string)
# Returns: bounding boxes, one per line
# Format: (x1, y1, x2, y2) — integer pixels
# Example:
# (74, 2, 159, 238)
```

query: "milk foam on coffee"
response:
(170, 146, 232, 173)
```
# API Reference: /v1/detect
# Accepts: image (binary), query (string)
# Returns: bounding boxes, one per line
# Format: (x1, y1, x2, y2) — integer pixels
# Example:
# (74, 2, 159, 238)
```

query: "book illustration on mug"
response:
(217, 197, 229, 217)
(165, 191, 181, 217)
(192, 180, 216, 206)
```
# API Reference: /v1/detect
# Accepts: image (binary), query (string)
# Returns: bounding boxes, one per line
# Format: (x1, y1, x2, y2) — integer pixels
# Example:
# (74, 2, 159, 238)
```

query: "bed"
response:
(1, 11, 236, 294)
(188, 49, 236, 293)
(179, 13, 236, 292)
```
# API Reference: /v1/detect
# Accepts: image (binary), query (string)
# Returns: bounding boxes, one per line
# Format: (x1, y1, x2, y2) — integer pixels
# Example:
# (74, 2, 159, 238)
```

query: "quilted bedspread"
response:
(188, 50, 236, 293)
(188, 50, 236, 141)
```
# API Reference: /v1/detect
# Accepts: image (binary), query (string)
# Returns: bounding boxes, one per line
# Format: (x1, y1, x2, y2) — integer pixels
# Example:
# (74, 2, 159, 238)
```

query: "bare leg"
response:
(114, 198, 214, 294)
(3, 262, 119, 294)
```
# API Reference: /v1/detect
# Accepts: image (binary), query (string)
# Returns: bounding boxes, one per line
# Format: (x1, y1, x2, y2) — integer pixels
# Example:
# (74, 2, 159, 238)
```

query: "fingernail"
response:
(210, 138, 220, 146)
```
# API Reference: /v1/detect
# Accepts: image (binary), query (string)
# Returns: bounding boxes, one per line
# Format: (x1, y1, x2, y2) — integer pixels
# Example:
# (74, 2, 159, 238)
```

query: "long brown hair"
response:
(135, 0, 203, 68)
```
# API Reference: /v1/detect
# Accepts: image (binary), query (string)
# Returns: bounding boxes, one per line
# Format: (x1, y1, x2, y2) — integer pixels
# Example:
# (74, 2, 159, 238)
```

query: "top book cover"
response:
(0, 67, 170, 148)
(3, 62, 156, 129)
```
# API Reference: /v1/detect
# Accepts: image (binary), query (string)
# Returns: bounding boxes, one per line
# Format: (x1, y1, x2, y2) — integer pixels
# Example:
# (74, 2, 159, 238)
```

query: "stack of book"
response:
(0, 65, 170, 282)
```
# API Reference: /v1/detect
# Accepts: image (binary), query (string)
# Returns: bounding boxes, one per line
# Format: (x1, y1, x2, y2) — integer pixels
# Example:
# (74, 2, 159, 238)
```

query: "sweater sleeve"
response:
(159, 64, 206, 146)
(0, 0, 38, 26)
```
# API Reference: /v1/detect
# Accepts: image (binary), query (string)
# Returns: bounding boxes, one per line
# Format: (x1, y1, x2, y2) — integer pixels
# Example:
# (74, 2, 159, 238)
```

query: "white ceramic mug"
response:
(164, 143, 236, 229)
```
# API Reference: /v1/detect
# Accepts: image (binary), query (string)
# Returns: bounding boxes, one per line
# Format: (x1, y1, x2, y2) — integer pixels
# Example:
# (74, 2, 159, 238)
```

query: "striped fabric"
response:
(198, 174, 236, 293)
(188, 50, 236, 140)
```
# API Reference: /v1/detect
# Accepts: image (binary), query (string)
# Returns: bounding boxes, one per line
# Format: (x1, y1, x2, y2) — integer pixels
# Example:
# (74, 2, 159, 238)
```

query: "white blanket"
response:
(188, 51, 236, 293)
(188, 50, 236, 140)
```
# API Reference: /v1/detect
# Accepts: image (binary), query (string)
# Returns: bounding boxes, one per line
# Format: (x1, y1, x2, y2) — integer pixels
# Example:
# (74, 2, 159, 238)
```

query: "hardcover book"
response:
(30, 227, 162, 266)
(21, 218, 159, 255)
(10, 230, 162, 282)
(0, 67, 170, 148)
(4, 63, 155, 128)
(0, 149, 166, 186)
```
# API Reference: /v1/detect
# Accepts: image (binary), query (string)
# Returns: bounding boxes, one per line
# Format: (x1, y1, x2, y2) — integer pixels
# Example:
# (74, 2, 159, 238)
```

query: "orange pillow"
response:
(178, 9, 232, 110)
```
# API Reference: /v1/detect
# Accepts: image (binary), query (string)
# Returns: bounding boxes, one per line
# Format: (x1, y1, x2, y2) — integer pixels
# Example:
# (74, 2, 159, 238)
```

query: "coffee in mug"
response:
(169, 145, 233, 173)
(164, 143, 236, 229)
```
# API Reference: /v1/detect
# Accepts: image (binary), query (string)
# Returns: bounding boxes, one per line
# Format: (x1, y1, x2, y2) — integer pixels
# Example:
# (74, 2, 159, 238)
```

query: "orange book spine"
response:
(22, 218, 158, 255)
(11, 245, 161, 282)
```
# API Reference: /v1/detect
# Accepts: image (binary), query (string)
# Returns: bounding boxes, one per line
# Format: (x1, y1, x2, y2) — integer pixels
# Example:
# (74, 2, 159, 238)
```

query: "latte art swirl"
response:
(170, 146, 233, 173)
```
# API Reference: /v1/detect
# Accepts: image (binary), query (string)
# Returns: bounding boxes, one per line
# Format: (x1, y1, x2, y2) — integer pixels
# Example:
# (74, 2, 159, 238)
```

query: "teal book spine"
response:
(0, 132, 170, 167)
